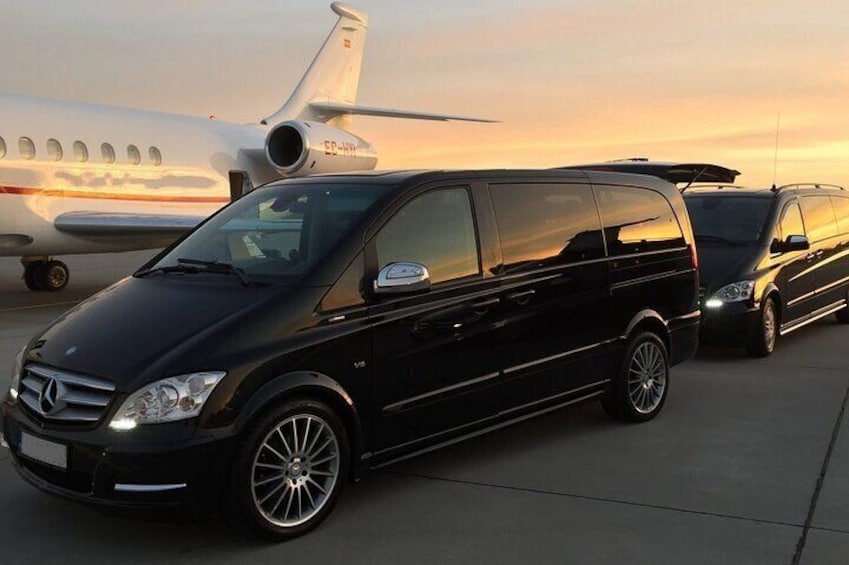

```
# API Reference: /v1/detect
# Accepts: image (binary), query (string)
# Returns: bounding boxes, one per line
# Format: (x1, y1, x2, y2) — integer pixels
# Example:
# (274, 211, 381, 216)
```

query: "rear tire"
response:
(229, 398, 349, 541)
(745, 296, 777, 357)
(602, 331, 669, 423)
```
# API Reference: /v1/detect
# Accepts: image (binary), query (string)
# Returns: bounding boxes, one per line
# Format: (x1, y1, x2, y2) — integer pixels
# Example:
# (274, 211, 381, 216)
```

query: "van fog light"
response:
(109, 372, 226, 430)
(705, 299, 724, 309)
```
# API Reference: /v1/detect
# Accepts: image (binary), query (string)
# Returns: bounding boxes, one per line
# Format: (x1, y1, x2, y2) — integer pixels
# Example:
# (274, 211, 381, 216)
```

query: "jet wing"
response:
(559, 161, 741, 185)
(309, 102, 498, 123)
(54, 212, 204, 236)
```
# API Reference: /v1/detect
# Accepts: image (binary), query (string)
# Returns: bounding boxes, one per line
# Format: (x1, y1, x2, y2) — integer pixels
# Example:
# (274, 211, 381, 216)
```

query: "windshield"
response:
(145, 182, 390, 281)
(684, 195, 772, 245)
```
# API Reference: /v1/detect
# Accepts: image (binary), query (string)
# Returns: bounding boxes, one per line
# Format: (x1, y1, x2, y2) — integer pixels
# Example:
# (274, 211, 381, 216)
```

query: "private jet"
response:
(0, 2, 493, 291)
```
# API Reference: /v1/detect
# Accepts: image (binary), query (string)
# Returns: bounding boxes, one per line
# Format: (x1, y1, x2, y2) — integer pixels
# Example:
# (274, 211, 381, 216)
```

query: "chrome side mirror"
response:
(373, 262, 430, 295)
(785, 235, 810, 251)
(771, 234, 810, 254)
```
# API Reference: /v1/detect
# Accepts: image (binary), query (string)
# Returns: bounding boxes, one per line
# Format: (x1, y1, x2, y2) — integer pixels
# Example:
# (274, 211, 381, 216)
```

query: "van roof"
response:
(274, 168, 680, 194)
(683, 183, 846, 197)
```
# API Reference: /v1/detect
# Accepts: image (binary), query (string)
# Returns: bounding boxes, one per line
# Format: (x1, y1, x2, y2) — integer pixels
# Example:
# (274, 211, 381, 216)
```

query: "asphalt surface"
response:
(0, 253, 847, 564)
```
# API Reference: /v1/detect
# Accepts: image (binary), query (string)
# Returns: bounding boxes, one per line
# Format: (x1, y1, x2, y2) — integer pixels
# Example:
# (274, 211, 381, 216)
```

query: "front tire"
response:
(602, 331, 669, 423)
(229, 398, 349, 541)
(745, 296, 777, 357)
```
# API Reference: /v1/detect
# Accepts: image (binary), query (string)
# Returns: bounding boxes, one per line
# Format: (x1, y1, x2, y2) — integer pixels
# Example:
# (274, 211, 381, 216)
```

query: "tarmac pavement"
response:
(0, 253, 847, 564)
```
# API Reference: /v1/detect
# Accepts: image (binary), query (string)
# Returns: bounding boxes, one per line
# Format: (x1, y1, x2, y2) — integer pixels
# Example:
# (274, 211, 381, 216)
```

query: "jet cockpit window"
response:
(101, 143, 115, 164)
(46, 139, 63, 161)
(0, 136, 6, 159)
(127, 145, 141, 165)
(19, 137, 35, 160)
(149, 146, 162, 166)
(73, 141, 89, 163)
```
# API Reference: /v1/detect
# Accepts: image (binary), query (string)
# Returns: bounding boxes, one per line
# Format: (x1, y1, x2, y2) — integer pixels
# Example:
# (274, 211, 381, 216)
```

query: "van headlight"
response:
(706, 281, 755, 307)
(109, 372, 226, 430)
(8, 346, 26, 401)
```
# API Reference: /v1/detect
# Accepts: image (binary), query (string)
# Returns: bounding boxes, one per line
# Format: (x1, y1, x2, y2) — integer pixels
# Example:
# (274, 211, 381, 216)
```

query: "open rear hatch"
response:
(558, 160, 740, 186)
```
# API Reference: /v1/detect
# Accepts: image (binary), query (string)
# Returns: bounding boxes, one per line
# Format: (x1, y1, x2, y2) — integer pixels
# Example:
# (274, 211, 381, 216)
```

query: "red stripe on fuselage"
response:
(0, 185, 230, 203)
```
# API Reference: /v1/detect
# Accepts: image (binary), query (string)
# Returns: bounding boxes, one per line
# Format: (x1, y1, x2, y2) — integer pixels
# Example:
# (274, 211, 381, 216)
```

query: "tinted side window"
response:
(595, 186, 685, 256)
(830, 196, 849, 235)
(778, 202, 805, 241)
(800, 196, 838, 242)
(490, 183, 604, 271)
(376, 187, 479, 284)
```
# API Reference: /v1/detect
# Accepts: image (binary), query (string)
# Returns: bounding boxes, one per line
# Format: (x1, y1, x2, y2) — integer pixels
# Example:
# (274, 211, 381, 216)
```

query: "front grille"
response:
(699, 286, 707, 300)
(19, 364, 115, 423)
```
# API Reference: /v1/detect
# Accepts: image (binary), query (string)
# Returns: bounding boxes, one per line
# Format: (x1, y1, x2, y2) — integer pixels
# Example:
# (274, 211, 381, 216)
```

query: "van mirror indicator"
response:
(374, 262, 431, 295)
(773, 234, 810, 253)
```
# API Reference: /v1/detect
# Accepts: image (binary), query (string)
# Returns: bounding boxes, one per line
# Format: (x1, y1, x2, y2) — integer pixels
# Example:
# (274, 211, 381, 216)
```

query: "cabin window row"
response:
(0, 135, 162, 166)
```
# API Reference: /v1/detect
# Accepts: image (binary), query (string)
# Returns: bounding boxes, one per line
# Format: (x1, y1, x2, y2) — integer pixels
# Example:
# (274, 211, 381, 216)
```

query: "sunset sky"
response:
(3, 0, 847, 187)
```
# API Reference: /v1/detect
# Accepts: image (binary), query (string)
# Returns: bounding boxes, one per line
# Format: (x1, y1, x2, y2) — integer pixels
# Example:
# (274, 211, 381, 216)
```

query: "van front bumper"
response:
(699, 301, 760, 345)
(1, 401, 235, 513)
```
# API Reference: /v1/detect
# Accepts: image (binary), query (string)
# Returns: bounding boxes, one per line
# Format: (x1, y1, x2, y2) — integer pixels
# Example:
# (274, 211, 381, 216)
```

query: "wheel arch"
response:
(234, 371, 364, 476)
(623, 309, 671, 355)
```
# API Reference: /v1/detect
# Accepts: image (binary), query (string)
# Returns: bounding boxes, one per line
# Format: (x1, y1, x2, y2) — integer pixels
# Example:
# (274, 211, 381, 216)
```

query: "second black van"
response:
(683, 183, 849, 356)
(3, 169, 700, 540)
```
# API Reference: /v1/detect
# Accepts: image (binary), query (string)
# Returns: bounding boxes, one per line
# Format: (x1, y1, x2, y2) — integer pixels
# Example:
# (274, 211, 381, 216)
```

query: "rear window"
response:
(684, 195, 772, 245)
(596, 186, 685, 255)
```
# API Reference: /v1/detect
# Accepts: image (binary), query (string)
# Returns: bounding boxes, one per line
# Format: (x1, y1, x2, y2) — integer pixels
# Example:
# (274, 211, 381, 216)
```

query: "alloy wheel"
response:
(250, 414, 341, 528)
(627, 341, 667, 414)
(763, 302, 777, 351)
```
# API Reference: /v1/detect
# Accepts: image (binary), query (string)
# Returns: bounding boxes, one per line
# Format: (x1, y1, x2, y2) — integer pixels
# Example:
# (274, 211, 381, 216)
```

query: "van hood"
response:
(26, 275, 280, 390)
(696, 245, 763, 291)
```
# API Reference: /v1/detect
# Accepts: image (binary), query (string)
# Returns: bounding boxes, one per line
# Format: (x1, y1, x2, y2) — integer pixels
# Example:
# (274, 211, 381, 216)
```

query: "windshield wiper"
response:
(694, 234, 740, 247)
(135, 259, 255, 286)
(135, 263, 200, 278)
(176, 258, 252, 286)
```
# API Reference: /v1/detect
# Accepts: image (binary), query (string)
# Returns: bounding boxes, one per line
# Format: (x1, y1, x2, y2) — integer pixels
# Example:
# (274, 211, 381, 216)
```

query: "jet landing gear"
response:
(22, 257, 70, 292)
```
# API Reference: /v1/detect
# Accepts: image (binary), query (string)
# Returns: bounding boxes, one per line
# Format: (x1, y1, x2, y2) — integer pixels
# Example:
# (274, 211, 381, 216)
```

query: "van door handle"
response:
(471, 297, 500, 309)
(505, 289, 536, 304)
(806, 250, 824, 260)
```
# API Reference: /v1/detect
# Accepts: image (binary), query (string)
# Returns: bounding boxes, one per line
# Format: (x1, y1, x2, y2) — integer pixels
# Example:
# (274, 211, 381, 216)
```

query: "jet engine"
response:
(265, 121, 378, 177)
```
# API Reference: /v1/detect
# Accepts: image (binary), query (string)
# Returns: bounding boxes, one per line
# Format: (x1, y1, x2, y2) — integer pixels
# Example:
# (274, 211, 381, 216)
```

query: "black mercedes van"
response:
(3, 169, 700, 540)
(683, 184, 849, 356)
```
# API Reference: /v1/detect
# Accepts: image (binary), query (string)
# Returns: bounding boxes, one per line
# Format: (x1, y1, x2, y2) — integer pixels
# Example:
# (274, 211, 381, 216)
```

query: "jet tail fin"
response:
(262, 3, 368, 127)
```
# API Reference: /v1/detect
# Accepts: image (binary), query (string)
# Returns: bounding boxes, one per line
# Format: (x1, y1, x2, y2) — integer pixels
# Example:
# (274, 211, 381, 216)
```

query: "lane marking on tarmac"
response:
(0, 301, 80, 314)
